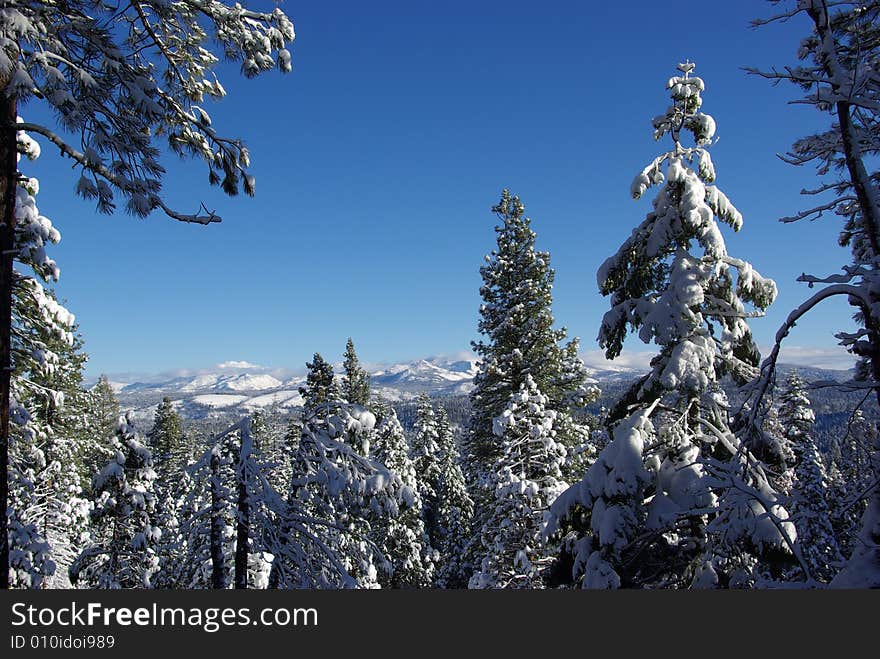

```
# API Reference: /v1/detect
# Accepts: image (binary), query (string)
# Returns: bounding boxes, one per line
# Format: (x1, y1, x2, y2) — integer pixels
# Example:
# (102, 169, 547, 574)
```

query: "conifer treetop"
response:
(598, 61, 777, 400)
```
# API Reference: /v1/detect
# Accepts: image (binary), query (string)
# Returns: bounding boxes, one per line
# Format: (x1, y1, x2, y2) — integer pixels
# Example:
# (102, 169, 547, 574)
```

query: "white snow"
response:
(179, 374, 220, 391)
(240, 390, 303, 410)
(190, 394, 250, 408)
(218, 373, 283, 392)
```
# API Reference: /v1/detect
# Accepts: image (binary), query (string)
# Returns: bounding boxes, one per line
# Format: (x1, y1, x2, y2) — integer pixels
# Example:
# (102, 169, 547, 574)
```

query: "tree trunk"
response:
(209, 450, 227, 589)
(0, 90, 18, 590)
(233, 424, 251, 590)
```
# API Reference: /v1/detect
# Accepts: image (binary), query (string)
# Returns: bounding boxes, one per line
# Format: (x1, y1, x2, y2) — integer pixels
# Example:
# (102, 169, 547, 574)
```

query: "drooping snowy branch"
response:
(1, 0, 295, 223)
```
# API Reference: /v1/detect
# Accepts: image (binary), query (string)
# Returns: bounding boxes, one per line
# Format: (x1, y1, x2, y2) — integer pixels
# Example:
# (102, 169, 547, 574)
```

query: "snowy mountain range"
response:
(106, 354, 852, 424)
(110, 356, 482, 423)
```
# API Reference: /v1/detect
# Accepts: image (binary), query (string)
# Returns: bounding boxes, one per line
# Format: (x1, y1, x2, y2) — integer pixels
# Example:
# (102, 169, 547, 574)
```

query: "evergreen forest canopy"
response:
(2, 0, 879, 589)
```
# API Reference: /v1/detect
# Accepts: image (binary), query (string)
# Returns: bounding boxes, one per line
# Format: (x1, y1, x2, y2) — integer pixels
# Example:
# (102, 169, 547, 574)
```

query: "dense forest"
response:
(3, 0, 880, 589)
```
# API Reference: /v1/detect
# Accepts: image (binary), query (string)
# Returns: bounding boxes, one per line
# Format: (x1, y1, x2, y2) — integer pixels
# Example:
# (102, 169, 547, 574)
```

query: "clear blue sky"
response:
(23, 0, 856, 376)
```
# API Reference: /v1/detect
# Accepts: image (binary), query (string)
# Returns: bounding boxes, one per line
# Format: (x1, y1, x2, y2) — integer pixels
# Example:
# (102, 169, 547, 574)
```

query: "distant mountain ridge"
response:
(105, 355, 854, 424)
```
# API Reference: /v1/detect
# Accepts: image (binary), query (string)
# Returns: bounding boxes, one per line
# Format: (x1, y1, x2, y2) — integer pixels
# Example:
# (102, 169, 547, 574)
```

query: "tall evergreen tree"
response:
(780, 373, 843, 584)
(467, 189, 587, 473)
(551, 62, 791, 589)
(5, 273, 95, 589)
(5, 126, 77, 588)
(299, 353, 341, 416)
(91, 376, 121, 438)
(465, 189, 592, 576)
(83, 375, 123, 488)
(268, 402, 398, 589)
(370, 407, 435, 588)
(411, 394, 444, 545)
(70, 415, 160, 588)
(342, 338, 371, 406)
(433, 407, 474, 588)
(148, 397, 186, 473)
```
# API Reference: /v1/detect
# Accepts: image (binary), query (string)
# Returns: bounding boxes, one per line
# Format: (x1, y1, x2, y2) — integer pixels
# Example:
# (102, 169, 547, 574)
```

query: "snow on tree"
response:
(148, 397, 186, 472)
(151, 466, 197, 589)
(5, 123, 89, 588)
(552, 62, 794, 589)
(69, 414, 161, 588)
(250, 403, 290, 494)
(299, 353, 343, 415)
(80, 375, 123, 484)
(555, 337, 600, 412)
(598, 61, 776, 410)
(178, 444, 235, 589)
(267, 402, 400, 589)
(0, 0, 295, 587)
(90, 376, 121, 438)
(433, 406, 474, 588)
(6, 498, 53, 589)
(342, 338, 371, 407)
(749, 0, 880, 587)
(465, 188, 592, 575)
(179, 419, 273, 589)
(825, 409, 873, 562)
(832, 424, 880, 587)
(145, 396, 199, 588)
(779, 373, 843, 584)
(470, 376, 567, 589)
(548, 402, 659, 589)
(468, 190, 592, 471)
(370, 406, 435, 588)
(411, 394, 444, 546)
(6, 266, 97, 589)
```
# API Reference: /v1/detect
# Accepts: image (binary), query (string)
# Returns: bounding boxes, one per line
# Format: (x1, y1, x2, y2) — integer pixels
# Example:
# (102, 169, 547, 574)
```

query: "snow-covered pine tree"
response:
(81, 375, 123, 493)
(342, 338, 371, 407)
(178, 442, 236, 589)
(469, 376, 567, 589)
(91, 377, 121, 440)
(299, 352, 374, 456)
(180, 419, 273, 589)
(551, 62, 790, 589)
(267, 403, 400, 589)
(148, 397, 186, 473)
(151, 467, 197, 589)
(827, 409, 873, 562)
(250, 408, 270, 453)
(411, 394, 444, 546)
(299, 353, 343, 416)
(6, 124, 87, 588)
(370, 406, 435, 588)
(433, 406, 474, 588)
(465, 189, 592, 575)
(750, 0, 880, 587)
(780, 373, 843, 584)
(145, 396, 199, 588)
(251, 403, 290, 493)
(11, 309, 93, 588)
(69, 414, 161, 588)
(0, 2, 295, 587)
(551, 338, 602, 484)
(779, 373, 815, 450)
(468, 190, 589, 471)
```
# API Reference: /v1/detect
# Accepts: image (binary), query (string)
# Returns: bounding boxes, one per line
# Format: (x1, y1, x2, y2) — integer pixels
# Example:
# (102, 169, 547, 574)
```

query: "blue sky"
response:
(23, 0, 857, 376)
